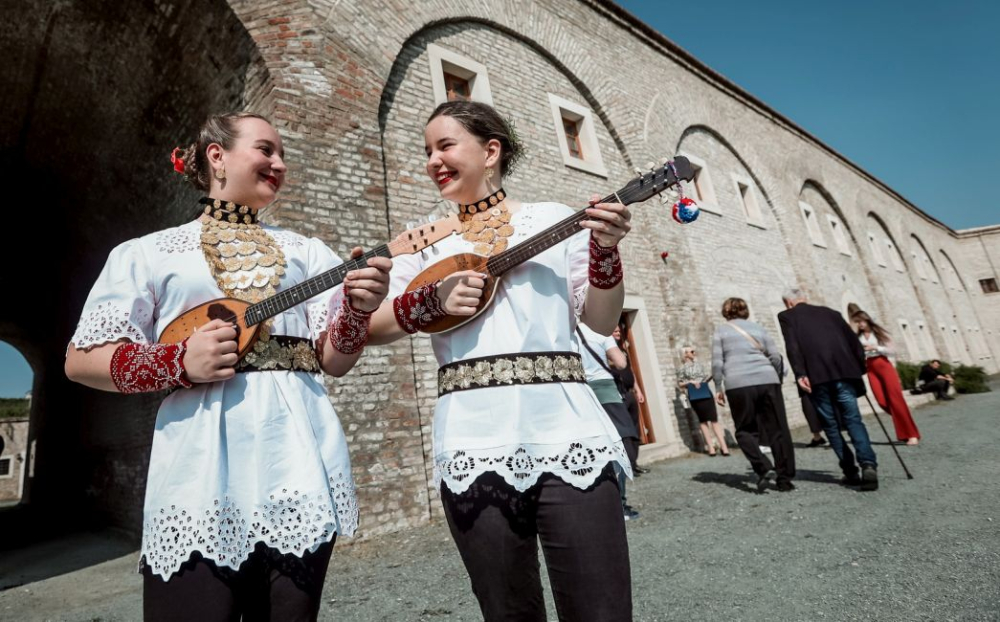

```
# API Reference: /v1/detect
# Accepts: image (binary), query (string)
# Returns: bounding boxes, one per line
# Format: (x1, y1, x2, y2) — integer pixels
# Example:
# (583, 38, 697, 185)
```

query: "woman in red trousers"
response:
(852, 309, 921, 445)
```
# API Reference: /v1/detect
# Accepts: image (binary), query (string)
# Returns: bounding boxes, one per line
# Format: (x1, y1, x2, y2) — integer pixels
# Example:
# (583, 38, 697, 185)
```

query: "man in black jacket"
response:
(778, 289, 879, 491)
(918, 360, 954, 400)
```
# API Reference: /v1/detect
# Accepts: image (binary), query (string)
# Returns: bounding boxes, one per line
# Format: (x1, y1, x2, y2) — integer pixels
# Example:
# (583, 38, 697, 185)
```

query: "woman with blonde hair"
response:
(677, 344, 729, 456)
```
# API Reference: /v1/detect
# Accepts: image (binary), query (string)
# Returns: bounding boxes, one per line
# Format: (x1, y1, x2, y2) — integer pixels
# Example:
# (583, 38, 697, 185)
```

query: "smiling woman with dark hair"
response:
(369, 100, 636, 621)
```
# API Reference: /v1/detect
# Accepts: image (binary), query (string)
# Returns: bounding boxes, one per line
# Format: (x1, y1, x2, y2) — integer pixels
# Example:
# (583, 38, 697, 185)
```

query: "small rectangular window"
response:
(562, 117, 583, 160)
(677, 152, 719, 213)
(912, 250, 928, 279)
(827, 215, 851, 255)
(868, 233, 886, 266)
(897, 319, 919, 362)
(980, 278, 999, 294)
(547, 93, 607, 177)
(799, 202, 826, 247)
(734, 178, 763, 226)
(443, 71, 471, 102)
(0, 458, 10, 477)
(886, 240, 905, 272)
(427, 44, 494, 106)
(692, 165, 706, 201)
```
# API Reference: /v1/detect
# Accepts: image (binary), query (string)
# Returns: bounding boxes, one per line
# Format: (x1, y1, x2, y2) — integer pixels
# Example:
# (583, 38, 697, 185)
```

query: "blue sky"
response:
(617, 0, 998, 230)
(1, 2, 996, 396)
(1, 342, 31, 398)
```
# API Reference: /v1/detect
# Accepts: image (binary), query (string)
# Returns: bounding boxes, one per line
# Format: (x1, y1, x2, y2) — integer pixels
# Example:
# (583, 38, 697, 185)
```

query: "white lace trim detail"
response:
(140, 471, 358, 579)
(436, 437, 632, 495)
(573, 282, 589, 319)
(154, 226, 200, 254)
(269, 229, 307, 248)
(70, 302, 151, 350)
(307, 300, 330, 343)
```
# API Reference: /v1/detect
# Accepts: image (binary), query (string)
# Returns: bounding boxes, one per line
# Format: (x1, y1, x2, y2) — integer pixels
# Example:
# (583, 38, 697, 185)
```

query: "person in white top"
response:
(65, 113, 392, 620)
(850, 308, 921, 445)
(577, 322, 641, 520)
(368, 101, 633, 621)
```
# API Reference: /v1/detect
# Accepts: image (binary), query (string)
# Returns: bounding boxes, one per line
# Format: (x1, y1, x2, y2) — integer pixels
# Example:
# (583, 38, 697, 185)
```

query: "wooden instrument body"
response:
(405, 253, 501, 334)
(158, 298, 262, 358)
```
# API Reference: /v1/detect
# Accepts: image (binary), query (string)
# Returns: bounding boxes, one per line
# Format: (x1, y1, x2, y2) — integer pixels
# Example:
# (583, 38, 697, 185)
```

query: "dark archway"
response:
(0, 0, 269, 544)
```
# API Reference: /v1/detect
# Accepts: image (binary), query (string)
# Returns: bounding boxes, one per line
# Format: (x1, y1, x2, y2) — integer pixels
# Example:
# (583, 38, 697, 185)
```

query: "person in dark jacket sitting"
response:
(919, 360, 954, 400)
(778, 289, 879, 491)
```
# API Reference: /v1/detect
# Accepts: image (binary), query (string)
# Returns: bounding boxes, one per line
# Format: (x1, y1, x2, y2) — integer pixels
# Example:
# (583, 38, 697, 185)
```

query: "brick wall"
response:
(7, 0, 998, 540)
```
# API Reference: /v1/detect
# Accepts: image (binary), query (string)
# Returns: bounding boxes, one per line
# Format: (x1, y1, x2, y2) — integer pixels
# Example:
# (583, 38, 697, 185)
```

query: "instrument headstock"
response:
(614, 156, 695, 206)
(386, 214, 462, 257)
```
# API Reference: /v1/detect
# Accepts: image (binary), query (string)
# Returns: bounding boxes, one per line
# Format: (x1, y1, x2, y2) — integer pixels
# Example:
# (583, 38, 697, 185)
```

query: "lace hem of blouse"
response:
(436, 437, 632, 495)
(140, 472, 358, 579)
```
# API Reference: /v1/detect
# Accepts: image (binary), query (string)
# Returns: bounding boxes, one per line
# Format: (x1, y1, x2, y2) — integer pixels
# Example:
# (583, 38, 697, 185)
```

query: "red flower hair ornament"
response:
(170, 148, 186, 174)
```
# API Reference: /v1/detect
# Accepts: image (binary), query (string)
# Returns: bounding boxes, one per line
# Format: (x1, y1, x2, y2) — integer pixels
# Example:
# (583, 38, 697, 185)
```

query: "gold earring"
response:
(215, 166, 226, 181)
(486, 167, 494, 181)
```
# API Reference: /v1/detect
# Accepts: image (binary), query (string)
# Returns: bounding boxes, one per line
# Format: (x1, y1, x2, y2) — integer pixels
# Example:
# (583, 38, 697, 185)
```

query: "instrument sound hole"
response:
(208, 303, 241, 341)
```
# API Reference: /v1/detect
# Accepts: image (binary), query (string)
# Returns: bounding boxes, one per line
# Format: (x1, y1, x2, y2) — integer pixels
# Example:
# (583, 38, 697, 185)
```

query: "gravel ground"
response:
(3, 383, 999, 621)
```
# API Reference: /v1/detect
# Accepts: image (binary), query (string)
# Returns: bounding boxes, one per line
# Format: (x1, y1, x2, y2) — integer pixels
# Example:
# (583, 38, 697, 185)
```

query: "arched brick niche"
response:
(0, 0, 271, 540)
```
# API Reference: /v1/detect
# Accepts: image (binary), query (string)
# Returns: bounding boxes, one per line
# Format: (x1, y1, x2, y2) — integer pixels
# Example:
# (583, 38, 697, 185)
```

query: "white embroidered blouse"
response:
(68, 219, 357, 579)
(388, 202, 630, 495)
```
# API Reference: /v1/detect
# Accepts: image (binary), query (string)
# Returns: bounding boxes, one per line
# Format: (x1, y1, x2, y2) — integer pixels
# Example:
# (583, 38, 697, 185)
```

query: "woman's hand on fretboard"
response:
(580, 194, 632, 248)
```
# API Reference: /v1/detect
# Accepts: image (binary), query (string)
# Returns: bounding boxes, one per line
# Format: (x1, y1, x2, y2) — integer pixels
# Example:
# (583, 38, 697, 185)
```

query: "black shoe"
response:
(757, 469, 777, 492)
(806, 438, 827, 448)
(840, 473, 862, 486)
(940, 395, 955, 401)
(776, 481, 796, 492)
(634, 466, 650, 474)
(623, 507, 640, 521)
(860, 465, 879, 491)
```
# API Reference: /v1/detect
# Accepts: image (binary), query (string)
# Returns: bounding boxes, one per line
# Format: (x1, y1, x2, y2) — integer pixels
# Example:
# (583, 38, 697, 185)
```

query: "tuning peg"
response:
(646, 161, 656, 171)
(660, 157, 670, 167)
(634, 167, 644, 178)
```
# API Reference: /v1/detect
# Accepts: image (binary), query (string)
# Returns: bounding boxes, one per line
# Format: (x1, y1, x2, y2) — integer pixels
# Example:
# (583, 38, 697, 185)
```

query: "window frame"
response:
(427, 44, 494, 106)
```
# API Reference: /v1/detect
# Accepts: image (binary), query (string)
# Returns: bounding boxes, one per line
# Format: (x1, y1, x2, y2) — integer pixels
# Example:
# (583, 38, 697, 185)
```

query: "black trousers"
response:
(618, 436, 640, 505)
(142, 540, 334, 622)
(441, 467, 632, 622)
(922, 378, 950, 399)
(726, 383, 796, 484)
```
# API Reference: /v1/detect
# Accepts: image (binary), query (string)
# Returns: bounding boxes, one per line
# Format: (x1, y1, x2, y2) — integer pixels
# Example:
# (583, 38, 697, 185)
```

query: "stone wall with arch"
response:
(9, 0, 997, 542)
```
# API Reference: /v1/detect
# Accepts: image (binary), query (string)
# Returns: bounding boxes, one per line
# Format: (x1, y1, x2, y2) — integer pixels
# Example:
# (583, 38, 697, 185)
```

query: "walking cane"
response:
(862, 394, 915, 480)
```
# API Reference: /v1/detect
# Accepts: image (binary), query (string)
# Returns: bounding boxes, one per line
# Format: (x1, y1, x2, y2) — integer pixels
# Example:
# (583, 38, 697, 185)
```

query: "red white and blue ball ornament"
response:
(672, 196, 700, 224)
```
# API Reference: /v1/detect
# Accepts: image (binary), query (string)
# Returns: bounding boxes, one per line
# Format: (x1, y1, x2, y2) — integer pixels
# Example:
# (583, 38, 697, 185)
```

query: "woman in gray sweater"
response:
(711, 298, 795, 492)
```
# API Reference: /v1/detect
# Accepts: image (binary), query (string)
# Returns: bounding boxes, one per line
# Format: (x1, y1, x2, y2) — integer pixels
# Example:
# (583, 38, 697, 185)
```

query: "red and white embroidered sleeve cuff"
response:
(328, 298, 373, 355)
(393, 282, 447, 334)
(588, 235, 623, 289)
(110, 340, 193, 394)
